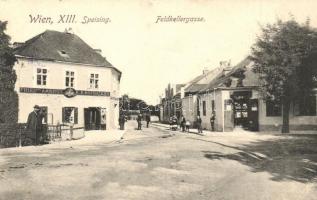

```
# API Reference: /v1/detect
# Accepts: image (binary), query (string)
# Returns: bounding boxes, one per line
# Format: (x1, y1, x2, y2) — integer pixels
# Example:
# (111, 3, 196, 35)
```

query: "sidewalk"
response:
(0, 129, 126, 152)
(152, 122, 317, 137)
(151, 122, 215, 136)
(60, 129, 126, 146)
(151, 122, 263, 137)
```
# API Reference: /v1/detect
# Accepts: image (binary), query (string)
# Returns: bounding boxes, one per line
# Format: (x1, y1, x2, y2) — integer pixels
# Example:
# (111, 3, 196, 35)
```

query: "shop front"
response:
(230, 90, 259, 131)
(84, 107, 107, 130)
(220, 88, 259, 132)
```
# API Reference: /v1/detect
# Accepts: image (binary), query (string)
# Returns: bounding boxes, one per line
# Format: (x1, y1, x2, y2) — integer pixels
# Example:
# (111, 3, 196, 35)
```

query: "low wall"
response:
(60, 126, 85, 140)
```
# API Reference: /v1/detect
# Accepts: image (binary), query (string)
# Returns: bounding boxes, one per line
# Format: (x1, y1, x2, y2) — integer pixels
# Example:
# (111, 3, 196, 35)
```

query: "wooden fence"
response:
(0, 123, 85, 148)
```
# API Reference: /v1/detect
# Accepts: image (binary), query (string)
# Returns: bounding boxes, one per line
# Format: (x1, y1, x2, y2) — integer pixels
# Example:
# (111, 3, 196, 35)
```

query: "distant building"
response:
(198, 57, 317, 131)
(160, 83, 184, 122)
(181, 65, 225, 126)
(13, 30, 121, 130)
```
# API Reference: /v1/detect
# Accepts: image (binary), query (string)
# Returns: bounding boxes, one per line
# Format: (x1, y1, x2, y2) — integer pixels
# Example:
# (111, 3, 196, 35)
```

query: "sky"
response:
(1, 0, 317, 104)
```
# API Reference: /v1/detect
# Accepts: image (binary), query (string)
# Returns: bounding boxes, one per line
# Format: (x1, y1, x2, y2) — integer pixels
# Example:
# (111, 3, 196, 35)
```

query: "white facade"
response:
(14, 57, 121, 129)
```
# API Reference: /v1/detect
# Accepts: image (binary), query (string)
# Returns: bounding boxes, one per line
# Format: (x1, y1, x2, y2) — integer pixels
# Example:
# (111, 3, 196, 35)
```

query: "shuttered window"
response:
(62, 107, 78, 124)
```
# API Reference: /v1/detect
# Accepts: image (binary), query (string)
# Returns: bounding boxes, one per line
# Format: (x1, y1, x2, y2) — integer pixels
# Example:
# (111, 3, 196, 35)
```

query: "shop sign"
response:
(64, 88, 77, 98)
(20, 87, 110, 97)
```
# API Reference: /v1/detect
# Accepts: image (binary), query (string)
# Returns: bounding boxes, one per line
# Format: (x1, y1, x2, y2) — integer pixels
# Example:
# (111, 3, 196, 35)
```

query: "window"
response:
(36, 68, 47, 86)
(294, 96, 316, 116)
(65, 71, 75, 88)
(90, 73, 99, 89)
(62, 107, 78, 124)
(266, 100, 281, 116)
(211, 100, 215, 111)
(203, 101, 206, 116)
(197, 98, 200, 116)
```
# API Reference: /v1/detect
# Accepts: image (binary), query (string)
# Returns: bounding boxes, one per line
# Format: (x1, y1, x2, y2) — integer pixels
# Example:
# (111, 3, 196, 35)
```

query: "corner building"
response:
(13, 30, 121, 130)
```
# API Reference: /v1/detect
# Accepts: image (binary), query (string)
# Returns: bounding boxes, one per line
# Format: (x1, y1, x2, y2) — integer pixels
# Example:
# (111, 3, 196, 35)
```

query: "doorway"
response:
(84, 107, 101, 130)
(231, 91, 258, 131)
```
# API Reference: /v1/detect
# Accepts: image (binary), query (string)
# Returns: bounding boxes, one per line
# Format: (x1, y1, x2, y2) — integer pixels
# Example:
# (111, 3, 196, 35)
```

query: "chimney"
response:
(64, 27, 74, 34)
(94, 49, 102, 54)
(220, 60, 232, 75)
(203, 67, 209, 75)
(11, 42, 24, 49)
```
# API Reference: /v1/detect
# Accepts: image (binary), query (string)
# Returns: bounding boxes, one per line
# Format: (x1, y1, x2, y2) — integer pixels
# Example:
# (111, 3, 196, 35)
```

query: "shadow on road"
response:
(201, 134, 317, 183)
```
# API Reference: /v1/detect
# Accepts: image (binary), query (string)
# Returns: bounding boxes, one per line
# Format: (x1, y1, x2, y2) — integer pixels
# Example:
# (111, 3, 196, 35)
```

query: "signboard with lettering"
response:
(20, 87, 110, 97)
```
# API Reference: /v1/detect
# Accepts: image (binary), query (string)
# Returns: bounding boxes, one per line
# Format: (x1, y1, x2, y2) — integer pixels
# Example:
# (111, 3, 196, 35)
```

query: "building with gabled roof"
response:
(197, 56, 317, 132)
(181, 66, 225, 125)
(13, 30, 122, 132)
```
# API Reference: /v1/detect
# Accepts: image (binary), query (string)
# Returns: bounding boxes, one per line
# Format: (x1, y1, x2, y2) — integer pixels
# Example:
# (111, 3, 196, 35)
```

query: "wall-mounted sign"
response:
(20, 87, 110, 97)
(64, 88, 77, 98)
(224, 99, 233, 111)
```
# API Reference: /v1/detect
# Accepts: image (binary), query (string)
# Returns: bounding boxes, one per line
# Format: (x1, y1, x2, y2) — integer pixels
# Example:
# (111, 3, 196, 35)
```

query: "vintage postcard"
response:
(0, 0, 317, 199)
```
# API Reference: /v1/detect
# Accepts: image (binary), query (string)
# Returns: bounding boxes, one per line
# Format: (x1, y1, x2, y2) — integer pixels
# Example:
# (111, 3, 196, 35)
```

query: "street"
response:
(0, 121, 317, 200)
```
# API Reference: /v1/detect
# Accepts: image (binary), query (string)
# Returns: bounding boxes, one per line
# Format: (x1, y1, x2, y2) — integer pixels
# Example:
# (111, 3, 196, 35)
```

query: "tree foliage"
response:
(251, 18, 317, 133)
(0, 21, 18, 123)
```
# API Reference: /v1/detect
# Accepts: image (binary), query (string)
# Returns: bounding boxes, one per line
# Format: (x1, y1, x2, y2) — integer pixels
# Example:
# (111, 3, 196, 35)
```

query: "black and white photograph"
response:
(0, 0, 317, 199)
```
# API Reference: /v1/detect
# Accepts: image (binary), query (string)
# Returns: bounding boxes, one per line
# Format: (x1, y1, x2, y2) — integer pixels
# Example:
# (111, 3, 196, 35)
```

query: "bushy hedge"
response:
(0, 123, 33, 148)
(0, 21, 18, 123)
(0, 90, 18, 123)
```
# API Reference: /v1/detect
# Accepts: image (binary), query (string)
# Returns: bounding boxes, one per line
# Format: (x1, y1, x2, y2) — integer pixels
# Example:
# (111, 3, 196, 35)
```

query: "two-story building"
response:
(13, 30, 121, 130)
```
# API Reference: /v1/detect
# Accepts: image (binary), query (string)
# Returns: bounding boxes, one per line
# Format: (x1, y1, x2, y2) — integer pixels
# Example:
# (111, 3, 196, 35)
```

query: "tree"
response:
(119, 94, 130, 112)
(0, 21, 18, 123)
(251, 18, 317, 133)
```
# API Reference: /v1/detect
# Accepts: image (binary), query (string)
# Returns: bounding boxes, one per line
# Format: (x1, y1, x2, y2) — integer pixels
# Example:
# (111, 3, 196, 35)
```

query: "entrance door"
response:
(84, 107, 101, 130)
(233, 100, 249, 128)
(248, 99, 259, 131)
(231, 90, 252, 130)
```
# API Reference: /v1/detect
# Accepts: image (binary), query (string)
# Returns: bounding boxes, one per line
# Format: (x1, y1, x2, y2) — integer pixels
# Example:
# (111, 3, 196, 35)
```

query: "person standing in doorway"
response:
(196, 115, 203, 134)
(26, 105, 43, 145)
(210, 111, 216, 131)
(146, 113, 151, 128)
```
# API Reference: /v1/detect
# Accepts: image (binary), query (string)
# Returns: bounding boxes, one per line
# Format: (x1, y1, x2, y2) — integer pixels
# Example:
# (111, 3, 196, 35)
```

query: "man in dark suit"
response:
(146, 114, 151, 128)
(26, 105, 44, 145)
(119, 114, 125, 130)
(196, 115, 203, 134)
(137, 114, 142, 130)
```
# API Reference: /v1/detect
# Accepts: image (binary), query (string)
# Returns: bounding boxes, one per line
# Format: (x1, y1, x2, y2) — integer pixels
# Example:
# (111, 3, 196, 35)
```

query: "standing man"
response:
(210, 111, 216, 131)
(137, 113, 142, 130)
(196, 115, 203, 134)
(181, 116, 186, 132)
(146, 113, 151, 128)
(119, 114, 125, 130)
(26, 105, 43, 145)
